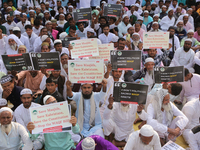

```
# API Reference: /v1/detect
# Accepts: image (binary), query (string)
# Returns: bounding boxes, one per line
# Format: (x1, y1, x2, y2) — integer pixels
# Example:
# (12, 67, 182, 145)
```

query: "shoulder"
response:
(14, 104, 23, 113)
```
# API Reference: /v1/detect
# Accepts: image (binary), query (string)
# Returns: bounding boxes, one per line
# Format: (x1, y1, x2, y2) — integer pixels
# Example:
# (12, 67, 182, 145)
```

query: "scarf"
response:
(78, 92, 96, 131)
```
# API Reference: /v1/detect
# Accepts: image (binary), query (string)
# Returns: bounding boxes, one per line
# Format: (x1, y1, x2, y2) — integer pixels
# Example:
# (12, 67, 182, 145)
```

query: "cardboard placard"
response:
(73, 8, 91, 22)
(68, 59, 104, 83)
(103, 4, 122, 17)
(113, 82, 148, 104)
(154, 66, 184, 83)
(162, 141, 185, 150)
(110, 50, 141, 70)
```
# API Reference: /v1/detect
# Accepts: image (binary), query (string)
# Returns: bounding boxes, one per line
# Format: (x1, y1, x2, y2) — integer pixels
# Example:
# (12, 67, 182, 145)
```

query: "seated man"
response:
(0, 107, 33, 149)
(102, 95, 144, 148)
(66, 80, 107, 138)
(175, 20, 187, 41)
(139, 89, 188, 145)
(14, 88, 40, 130)
(27, 95, 80, 150)
(170, 39, 195, 73)
(124, 125, 161, 150)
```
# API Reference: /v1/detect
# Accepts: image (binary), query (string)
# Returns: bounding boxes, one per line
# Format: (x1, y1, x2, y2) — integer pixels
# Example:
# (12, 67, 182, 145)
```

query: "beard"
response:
(133, 40, 139, 47)
(10, 43, 17, 50)
(1, 124, 12, 134)
(169, 34, 174, 38)
(162, 103, 172, 112)
(184, 46, 190, 52)
(82, 92, 92, 99)
(59, 20, 65, 24)
(147, 70, 153, 76)
(121, 104, 130, 112)
(177, 27, 183, 32)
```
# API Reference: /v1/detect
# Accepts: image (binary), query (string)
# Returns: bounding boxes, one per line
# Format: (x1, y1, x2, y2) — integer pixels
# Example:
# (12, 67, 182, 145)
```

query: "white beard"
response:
(1, 124, 12, 135)
(147, 70, 153, 76)
(121, 104, 130, 112)
(59, 20, 65, 24)
(133, 40, 139, 47)
(162, 103, 172, 112)
(177, 27, 183, 32)
(10, 43, 17, 50)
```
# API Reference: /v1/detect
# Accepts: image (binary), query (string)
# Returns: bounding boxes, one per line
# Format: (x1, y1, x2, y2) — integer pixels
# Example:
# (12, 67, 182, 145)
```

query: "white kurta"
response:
(2, 22, 17, 35)
(57, 20, 67, 28)
(77, 0, 91, 8)
(124, 130, 161, 150)
(159, 16, 175, 31)
(20, 35, 31, 52)
(118, 22, 132, 38)
(33, 36, 54, 52)
(168, 35, 180, 52)
(17, 0, 31, 8)
(98, 32, 115, 44)
(16, 21, 31, 34)
(33, 26, 44, 36)
(194, 51, 200, 66)
(22, 32, 38, 52)
(0, 35, 7, 55)
(14, 102, 41, 131)
(103, 102, 138, 141)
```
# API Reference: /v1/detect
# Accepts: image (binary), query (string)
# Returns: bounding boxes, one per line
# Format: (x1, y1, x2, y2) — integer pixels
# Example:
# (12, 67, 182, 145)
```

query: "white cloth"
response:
(57, 20, 67, 28)
(14, 102, 40, 131)
(2, 22, 17, 35)
(33, 26, 44, 36)
(124, 130, 161, 150)
(0, 35, 7, 55)
(77, 0, 91, 8)
(22, 31, 38, 52)
(17, 0, 31, 8)
(20, 35, 31, 52)
(143, 72, 154, 92)
(159, 16, 175, 31)
(126, 10, 141, 19)
(16, 21, 31, 34)
(98, 32, 115, 44)
(6, 34, 23, 55)
(194, 51, 200, 66)
(168, 35, 180, 52)
(118, 22, 132, 37)
(170, 47, 195, 73)
(50, 47, 69, 56)
(0, 122, 33, 150)
(103, 102, 137, 141)
(0, 58, 7, 74)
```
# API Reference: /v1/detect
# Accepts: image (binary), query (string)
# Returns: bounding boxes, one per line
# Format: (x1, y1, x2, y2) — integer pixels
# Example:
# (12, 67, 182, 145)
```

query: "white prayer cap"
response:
(187, 8, 193, 11)
(96, 6, 100, 9)
(111, 35, 119, 42)
(153, 14, 159, 18)
(41, 35, 49, 42)
(144, 10, 149, 14)
(122, 14, 129, 19)
(87, 28, 95, 34)
(151, 2, 156, 5)
(45, 20, 51, 25)
(121, 1, 124, 3)
(188, 29, 194, 33)
(43, 95, 53, 104)
(14, 10, 21, 15)
(184, 13, 189, 17)
(0, 98, 7, 106)
(59, 13, 65, 17)
(13, 27, 21, 31)
(137, 16, 143, 21)
(54, 39, 62, 45)
(20, 88, 33, 96)
(7, 6, 12, 9)
(168, 8, 173, 12)
(45, 2, 49, 4)
(101, 1, 106, 3)
(176, 20, 183, 24)
(135, 3, 140, 7)
(44, 10, 49, 14)
(35, 6, 41, 9)
(185, 38, 192, 43)
(177, 6, 181, 9)
(152, 22, 158, 25)
(68, 5, 73, 8)
(9, 26, 14, 30)
(59, 32, 68, 39)
(162, 5, 166, 8)
(131, 4, 135, 7)
(0, 107, 13, 115)
(22, 13, 27, 16)
(145, 57, 154, 64)
(29, 9, 35, 13)
(132, 32, 140, 36)
(140, 125, 154, 137)
(81, 137, 95, 150)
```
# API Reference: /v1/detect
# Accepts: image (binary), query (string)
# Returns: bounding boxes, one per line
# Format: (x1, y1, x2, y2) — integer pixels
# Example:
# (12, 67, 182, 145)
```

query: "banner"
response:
(154, 66, 184, 83)
(2, 53, 33, 71)
(113, 82, 148, 104)
(89, 43, 114, 61)
(73, 8, 91, 22)
(162, 141, 185, 150)
(110, 50, 141, 70)
(62, 37, 77, 48)
(143, 32, 169, 49)
(68, 59, 104, 83)
(29, 101, 71, 134)
(103, 4, 122, 17)
(70, 38, 99, 58)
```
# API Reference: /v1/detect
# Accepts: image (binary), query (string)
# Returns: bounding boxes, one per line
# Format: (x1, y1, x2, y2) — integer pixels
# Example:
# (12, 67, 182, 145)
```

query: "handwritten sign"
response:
(143, 32, 169, 49)
(89, 43, 114, 61)
(70, 38, 99, 58)
(162, 141, 185, 150)
(68, 59, 104, 83)
(29, 102, 71, 134)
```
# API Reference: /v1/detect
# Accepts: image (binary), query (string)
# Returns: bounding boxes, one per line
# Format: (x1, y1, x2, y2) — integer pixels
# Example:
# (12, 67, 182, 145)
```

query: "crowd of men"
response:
(1, 0, 200, 149)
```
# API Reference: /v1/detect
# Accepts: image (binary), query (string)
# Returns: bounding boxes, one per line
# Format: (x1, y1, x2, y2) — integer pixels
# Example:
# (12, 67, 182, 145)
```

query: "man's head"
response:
(176, 6, 181, 14)
(102, 24, 110, 36)
(187, 29, 194, 38)
(183, 15, 189, 24)
(111, 36, 119, 48)
(187, 8, 192, 16)
(87, 28, 95, 38)
(0, 75, 15, 92)
(20, 88, 33, 108)
(153, 14, 159, 22)
(77, 22, 84, 32)
(151, 2, 157, 10)
(54, 39, 62, 53)
(18, 45, 27, 53)
(167, 83, 182, 96)
(46, 77, 57, 94)
(147, 49, 157, 58)
(183, 39, 192, 52)
(139, 125, 154, 145)
(184, 68, 192, 81)
(143, 10, 149, 18)
(130, 5, 135, 12)
(146, 5, 151, 11)
(162, 93, 170, 110)
(176, 21, 184, 32)
(144, 57, 155, 71)
(81, 137, 95, 150)
(161, 5, 167, 13)
(40, 2, 45, 10)
(0, 98, 7, 109)
(21, 13, 27, 23)
(60, 53, 69, 65)
(117, 38, 126, 50)
(41, 42, 50, 52)
(40, 27, 48, 36)
(168, 9, 174, 18)
(132, 33, 140, 42)
(108, 17, 116, 25)
(8, 38, 17, 50)
(13, 27, 21, 38)
(51, 70, 61, 79)
(0, 107, 13, 125)
(68, 25, 76, 37)
(81, 84, 93, 99)
(58, 6, 64, 14)
(122, 15, 129, 25)
(44, 10, 50, 20)
(168, 26, 176, 38)
(43, 95, 57, 105)
(99, 16, 107, 26)
(112, 70, 122, 81)
(172, 0, 177, 6)
(152, 22, 159, 31)
(127, 26, 134, 35)
(135, 21, 141, 32)
(45, 21, 52, 31)
(25, 24, 33, 37)
(57, 0, 61, 7)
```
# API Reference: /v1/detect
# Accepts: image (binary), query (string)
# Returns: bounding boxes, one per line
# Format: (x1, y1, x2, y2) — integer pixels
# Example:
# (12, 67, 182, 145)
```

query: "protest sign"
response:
(162, 141, 185, 150)
(143, 32, 169, 49)
(113, 82, 148, 104)
(29, 101, 71, 134)
(89, 43, 114, 61)
(2, 53, 33, 71)
(154, 66, 184, 83)
(68, 59, 104, 83)
(73, 8, 91, 22)
(62, 37, 77, 48)
(110, 50, 141, 70)
(70, 38, 99, 58)
(31, 52, 61, 71)
(103, 4, 122, 17)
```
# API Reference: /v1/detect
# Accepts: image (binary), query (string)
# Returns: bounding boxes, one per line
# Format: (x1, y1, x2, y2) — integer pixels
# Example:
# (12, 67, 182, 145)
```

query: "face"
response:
(29, 71, 38, 77)
(148, 49, 157, 57)
(57, 1, 61, 6)
(144, 62, 155, 71)
(18, 48, 26, 53)
(59, 8, 64, 14)
(123, 16, 129, 24)
(176, 8, 181, 13)
(59, 15, 65, 20)
(41, 28, 48, 36)
(36, 8, 41, 14)
(51, 70, 61, 78)
(81, 84, 93, 95)
(2, 81, 14, 91)
(69, 29, 76, 37)
(41, 45, 50, 52)
(46, 82, 57, 93)
(130, 6, 135, 11)
(162, 94, 170, 105)
(118, 40, 126, 49)
(21, 94, 32, 108)
(135, 24, 141, 31)
(185, 73, 192, 81)
(8, 38, 16, 46)
(26, 28, 32, 36)
(46, 22, 52, 30)
(162, 7, 167, 12)
(128, 27, 134, 34)
(87, 31, 94, 38)
(172, 0, 177, 6)
(61, 54, 68, 65)
(103, 26, 109, 35)
(153, 16, 159, 22)
(45, 4, 49, 8)
(29, 12, 35, 18)
(184, 41, 192, 51)
(66, 14, 72, 20)
(152, 23, 159, 30)
(100, 18, 106, 25)
(132, 35, 140, 41)
(187, 32, 194, 38)
(168, 10, 174, 17)
(0, 111, 12, 125)
(177, 22, 183, 28)
(187, 10, 192, 15)
(52, 23, 57, 29)
(40, 3, 45, 9)
(139, 134, 153, 145)
(169, 29, 175, 37)
(78, 23, 84, 32)
(45, 97, 57, 104)
(183, 16, 188, 23)
(146, 5, 151, 11)
(112, 70, 122, 80)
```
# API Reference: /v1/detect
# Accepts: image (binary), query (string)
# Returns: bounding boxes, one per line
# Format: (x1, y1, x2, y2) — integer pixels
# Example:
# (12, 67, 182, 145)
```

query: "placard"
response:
(143, 32, 169, 49)
(73, 8, 91, 22)
(103, 4, 122, 17)
(89, 43, 114, 61)
(29, 101, 71, 134)
(2, 53, 33, 71)
(62, 37, 77, 48)
(110, 50, 141, 70)
(162, 141, 185, 150)
(70, 38, 99, 58)
(68, 59, 104, 83)
(113, 82, 148, 104)
(154, 66, 184, 83)
(31, 52, 61, 71)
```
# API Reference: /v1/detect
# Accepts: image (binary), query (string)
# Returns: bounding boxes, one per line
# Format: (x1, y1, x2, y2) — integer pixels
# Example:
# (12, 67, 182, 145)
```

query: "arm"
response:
(115, 15, 122, 26)
(66, 80, 73, 98)
(128, 70, 142, 82)
(17, 71, 27, 80)
(103, 95, 114, 120)
(104, 63, 112, 79)
(182, 105, 194, 128)
(118, 24, 123, 38)
(171, 49, 181, 66)
(185, 52, 195, 68)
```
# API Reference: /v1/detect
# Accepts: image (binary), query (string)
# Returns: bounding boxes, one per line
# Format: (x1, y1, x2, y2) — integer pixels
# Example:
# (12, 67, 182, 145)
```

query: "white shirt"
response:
(14, 102, 41, 131)
(168, 35, 180, 52)
(124, 130, 161, 150)
(98, 32, 115, 44)
(194, 51, 200, 66)
(2, 22, 17, 35)
(54, 6, 66, 14)
(0, 58, 7, 74)
(0, 122, 33, 150)
(22, 31, 38, 52)
(17, 0, 31, 8)
(159, 16, 175, 31)
(126, 10, 141, 19)
(33, 25, 44, 36)
(16, 20, 31, 34)
(77, 0, 91, 8)
(20, 35, 31, 52)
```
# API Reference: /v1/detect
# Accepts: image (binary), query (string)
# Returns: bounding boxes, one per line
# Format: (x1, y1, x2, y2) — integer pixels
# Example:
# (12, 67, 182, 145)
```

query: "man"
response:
(76, 22, 87, 39)
(5, 34, 23, 54)
(159, 8, 175, 31)
(173, 6, 182, 21)
(126, 4, 140, 19)
(177, 11, 194, 29)
(123, 26, 134, 42)
(131, 33, 141, 50)
(22, 24, 38, 52)
(170, 0, 178, 12)
(42, 10, 52, 26)
(134, 21, 145, 41)
(2, 14, 16, 35)
(66, 79, 107, 138)
(18, 45, 27, 53)
(124, 125, 161, 150)
(149, 22, 162, 32)
(170, 39, 195, 73)
(27, 95, 80, 150)
(16, 13, 31, 34)
(143, 10, 153, 26)
(0, 107, 33, 149)
(93, 16, 107, 37)
(115, 38, 131, 50)
(183, 14, 194, 31)
(118, 14, 132, 38)
(54, 0, 66, 14)
(0, 98, 7, 108)
(45, 21, 58, 41)
(146, 14, 161, 31)
(33, 19, 44, 36)
(159, 5, 168, 19)
(98, 24, 115, 44)
(175, 20, 187, 41)
(14, 88, 40, 130)
(50, 39, 69, 55)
